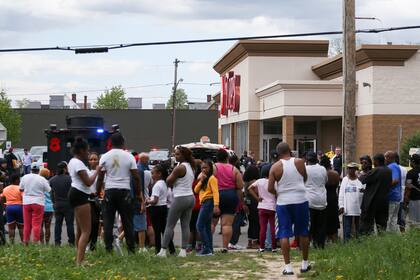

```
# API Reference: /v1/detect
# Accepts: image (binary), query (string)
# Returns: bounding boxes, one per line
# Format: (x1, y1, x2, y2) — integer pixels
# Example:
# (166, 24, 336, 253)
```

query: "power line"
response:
(0, 25, 419, 53)
(4, 81, 220, 97)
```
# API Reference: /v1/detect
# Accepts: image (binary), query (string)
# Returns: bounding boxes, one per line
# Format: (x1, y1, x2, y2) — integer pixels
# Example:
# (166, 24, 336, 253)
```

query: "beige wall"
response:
(248, 56, 326, 113)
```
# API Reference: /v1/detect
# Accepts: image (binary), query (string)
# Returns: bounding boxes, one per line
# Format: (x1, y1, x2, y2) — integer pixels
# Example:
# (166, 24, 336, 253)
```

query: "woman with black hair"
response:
(194, 159, 220, 256)
(320, 155, 340, 242)
(158, 146, 196, 258)
(213, 149, 244, 253)
(243, 165, 261, 249)
(67, 137, 99, 265)
(358, 155, 373, 182)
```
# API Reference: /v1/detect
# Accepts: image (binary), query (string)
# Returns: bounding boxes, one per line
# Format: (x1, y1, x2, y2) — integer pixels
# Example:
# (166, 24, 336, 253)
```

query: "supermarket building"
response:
(213, 40, 420, 161)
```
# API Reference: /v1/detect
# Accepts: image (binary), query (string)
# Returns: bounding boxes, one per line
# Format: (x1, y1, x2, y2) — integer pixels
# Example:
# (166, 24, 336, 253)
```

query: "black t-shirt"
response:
(406, 166, 420, 200)
(5, 153, 17, 171)
(49, 174, 72, 203)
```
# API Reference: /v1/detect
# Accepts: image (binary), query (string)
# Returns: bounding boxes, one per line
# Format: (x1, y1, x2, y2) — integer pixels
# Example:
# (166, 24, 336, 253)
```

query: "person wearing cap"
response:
(405, 154, 420, 228)
(49, 161, 75, 246)
(339, 162, 364, 241)
(305, 151, 328, 249)
(20, 162, 51, 244)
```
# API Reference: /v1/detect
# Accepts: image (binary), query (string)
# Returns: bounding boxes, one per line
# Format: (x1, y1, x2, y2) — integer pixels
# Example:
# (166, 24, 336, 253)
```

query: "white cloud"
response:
(0, 53, 144, 77)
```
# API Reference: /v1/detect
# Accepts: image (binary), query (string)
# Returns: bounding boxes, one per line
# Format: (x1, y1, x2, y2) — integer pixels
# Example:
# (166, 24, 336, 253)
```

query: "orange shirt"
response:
(1, 185, 23, 205)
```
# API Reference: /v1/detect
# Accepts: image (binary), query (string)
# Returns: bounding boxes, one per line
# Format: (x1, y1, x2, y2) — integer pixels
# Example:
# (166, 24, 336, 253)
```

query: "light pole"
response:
(171, 58, 183, 150)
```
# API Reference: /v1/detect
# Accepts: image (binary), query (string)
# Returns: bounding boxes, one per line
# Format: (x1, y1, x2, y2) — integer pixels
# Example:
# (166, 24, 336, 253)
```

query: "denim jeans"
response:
(387, 201, 400, 233)
(343, 215, 360, 242)
(196, 199, 214, 253)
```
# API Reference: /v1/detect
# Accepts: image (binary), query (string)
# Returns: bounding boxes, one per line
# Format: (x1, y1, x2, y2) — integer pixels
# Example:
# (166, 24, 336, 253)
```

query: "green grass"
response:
(308, 229, 420, 280)
(0, 245, 263, 280)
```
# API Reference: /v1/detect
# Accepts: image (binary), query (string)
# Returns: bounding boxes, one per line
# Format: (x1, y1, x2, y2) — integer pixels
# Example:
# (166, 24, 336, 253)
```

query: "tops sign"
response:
(221, 71, 240, 116)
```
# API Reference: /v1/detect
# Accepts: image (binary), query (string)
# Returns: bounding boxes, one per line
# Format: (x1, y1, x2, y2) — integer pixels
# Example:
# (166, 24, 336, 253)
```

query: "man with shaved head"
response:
(384, 150, 402, 233)
(268, 142, 310, 275)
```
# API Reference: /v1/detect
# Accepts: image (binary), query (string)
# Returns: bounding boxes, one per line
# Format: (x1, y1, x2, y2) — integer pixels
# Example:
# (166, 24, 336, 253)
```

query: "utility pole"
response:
(342, 0, 357, 166)
(171, 58, 180, 150)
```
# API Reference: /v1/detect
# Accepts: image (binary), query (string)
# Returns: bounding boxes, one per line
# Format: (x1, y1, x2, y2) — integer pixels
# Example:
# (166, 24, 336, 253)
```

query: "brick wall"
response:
(357, 114, 420, 157)
(248, 120, 260, 160)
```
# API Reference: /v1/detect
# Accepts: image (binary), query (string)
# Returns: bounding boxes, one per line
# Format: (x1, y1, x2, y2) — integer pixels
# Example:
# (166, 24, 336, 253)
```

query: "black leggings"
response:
(309, 208, 327, 249)
(149, 205, 175, 254)
(89, 201, 101, 250)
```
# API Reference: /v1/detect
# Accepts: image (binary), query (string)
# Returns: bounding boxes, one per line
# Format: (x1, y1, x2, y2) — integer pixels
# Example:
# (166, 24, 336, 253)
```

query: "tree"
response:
(16, 98, 30, 108)
(95, 85, 128, 109)
(400, 132, 420, 166)
(0, 90, 22, 145)
(166, 88, 188, 109)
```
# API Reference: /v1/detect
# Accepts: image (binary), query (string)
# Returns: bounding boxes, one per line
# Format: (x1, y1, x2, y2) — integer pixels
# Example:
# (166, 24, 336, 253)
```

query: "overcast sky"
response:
(0, 0, 419, 108)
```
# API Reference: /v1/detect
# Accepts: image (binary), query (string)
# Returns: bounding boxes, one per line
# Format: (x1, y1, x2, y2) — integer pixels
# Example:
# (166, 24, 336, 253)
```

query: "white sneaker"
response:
(138, 247, 148, 254)
(157, 249, 167, 258)
(114, 238, 124, 256)
(178, 249, 187, 258)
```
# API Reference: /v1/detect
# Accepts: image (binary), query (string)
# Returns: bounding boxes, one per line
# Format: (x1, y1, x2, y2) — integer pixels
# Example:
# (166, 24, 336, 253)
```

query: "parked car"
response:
(179, 142, 236, 162)
(148, 149, 171, 169)
(30, 146, 47, 162)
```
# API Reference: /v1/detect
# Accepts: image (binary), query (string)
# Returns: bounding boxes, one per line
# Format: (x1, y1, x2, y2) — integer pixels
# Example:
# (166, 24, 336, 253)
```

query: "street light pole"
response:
(171, 58, 180, 150)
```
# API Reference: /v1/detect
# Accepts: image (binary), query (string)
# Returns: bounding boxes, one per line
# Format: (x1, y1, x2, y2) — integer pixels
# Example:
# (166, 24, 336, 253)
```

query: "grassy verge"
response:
(0, 245, 263, 280)
(308, 229, 420, 280)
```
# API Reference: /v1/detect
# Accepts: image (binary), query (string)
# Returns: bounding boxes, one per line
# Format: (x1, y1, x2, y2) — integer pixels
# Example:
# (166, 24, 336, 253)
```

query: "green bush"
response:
(400, 132, 420, 166)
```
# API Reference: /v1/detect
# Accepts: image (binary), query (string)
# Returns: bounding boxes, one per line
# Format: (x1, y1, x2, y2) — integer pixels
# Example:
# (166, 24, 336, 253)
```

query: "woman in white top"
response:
(305, 152, 328, 249)
(20, 164, 51, 244)
(67, 137, 99, 265)
(157, 146, 195, 258)
(87, 152, 102, 251)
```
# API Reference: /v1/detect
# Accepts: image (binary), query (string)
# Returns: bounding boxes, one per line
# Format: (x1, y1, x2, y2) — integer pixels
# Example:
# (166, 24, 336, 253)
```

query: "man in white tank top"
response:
(268, 142, 311, 276)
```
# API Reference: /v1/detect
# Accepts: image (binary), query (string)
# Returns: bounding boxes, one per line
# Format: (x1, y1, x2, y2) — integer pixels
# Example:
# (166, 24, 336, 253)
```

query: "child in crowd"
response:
(248, 165, 277, 252)
(339, 162, 364, 242)
(194, 159, 220, 256)
(147, 164, 175, 255)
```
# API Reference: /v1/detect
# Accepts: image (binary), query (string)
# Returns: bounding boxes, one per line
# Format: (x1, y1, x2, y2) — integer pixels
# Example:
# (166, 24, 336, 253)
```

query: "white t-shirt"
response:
(20, 173, 51, 206)
(253, 178, 276, 211)
(99, 149, 137, 190)
(88, 170, 98, 194)
(22, 153, 33, 166)
(305, 164, 328, 210)
(172, 162, 194, 198)
(339, 177, 364, 216)
(68, 158, 91, 194)
(151, 179, 168, 206)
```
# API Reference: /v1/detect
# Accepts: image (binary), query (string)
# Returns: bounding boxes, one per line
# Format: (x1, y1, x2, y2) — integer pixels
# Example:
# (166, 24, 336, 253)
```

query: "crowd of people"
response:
(0, 135, 419, 275)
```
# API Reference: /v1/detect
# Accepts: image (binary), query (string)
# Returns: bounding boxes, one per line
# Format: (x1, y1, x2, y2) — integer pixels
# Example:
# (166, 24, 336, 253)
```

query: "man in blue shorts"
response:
(268, 142, 310, 276)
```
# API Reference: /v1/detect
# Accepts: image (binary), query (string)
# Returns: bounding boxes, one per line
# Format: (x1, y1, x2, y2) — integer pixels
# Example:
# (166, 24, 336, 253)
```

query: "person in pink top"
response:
(213, 149, 244, 253)
(248, 164, 277, 253)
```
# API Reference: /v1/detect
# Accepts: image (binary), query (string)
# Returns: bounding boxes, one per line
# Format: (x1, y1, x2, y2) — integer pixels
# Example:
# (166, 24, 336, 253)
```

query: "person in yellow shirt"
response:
(194, 159, 220, 256)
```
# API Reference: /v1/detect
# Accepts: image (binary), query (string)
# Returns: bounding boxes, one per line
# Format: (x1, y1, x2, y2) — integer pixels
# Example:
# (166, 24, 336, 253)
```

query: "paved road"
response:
(6, 219, 251, 249)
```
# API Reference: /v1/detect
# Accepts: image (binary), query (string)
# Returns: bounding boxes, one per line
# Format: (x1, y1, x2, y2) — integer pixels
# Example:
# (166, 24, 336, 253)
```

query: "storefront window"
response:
(263, 121, 282, 135)
(295, 121, 317, 135)
(221, 124, 231, 148)
(236, 121, 248, 155)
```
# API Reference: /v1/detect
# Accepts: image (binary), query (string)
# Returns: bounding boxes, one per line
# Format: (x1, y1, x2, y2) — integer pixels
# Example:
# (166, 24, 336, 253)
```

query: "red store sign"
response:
(221, 71, 240, 116)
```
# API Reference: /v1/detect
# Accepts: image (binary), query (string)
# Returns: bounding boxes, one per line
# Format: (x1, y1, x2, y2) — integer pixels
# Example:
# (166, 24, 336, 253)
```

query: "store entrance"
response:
(295, 138, 316, 158)
(262, 135, 281, 162)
